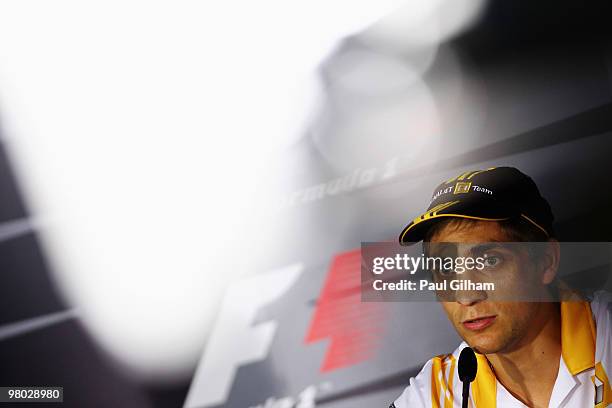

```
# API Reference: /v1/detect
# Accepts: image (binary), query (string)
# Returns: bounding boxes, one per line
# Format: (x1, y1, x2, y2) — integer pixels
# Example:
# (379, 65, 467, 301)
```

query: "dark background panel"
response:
(0, 320, 151, 408)
(0, 233, 66, 326)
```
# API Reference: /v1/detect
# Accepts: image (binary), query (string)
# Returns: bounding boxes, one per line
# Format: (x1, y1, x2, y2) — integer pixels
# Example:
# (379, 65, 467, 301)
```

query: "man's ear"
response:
(541, 239, 560, 285)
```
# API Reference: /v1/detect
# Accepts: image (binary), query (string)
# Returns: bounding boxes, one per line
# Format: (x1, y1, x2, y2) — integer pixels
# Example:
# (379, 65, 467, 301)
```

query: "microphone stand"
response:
(458, 347, 478, 408)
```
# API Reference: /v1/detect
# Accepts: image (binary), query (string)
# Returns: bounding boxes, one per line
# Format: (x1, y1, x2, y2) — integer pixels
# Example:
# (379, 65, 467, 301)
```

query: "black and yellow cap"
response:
(399, 167, 554, 245)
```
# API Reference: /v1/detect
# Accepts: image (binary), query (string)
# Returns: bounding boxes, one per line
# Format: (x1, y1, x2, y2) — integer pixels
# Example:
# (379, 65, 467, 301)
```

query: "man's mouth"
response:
(462, 315, 496, 331)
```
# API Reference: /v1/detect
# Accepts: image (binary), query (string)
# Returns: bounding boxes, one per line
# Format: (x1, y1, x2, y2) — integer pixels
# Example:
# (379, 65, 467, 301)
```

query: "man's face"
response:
(428, 221, 553, 355)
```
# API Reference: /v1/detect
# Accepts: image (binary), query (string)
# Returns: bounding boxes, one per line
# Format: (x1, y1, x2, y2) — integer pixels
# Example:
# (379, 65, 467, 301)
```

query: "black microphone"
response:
(458, 347, 478, 408)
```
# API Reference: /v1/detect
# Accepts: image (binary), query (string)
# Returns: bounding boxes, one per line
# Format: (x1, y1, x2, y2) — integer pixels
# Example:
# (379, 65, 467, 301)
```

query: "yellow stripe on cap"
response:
(457, 171, 471, 181)
(426, 201, 460, 217)
(520, 214, 550, 237)
(445, 167, 497, 184)
(466, 167, 497, 180)
(400, 211, 508, 242)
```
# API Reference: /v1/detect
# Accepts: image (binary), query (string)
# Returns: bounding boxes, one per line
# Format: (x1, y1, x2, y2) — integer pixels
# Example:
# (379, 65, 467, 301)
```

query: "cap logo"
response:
(453, 182, 472, 194)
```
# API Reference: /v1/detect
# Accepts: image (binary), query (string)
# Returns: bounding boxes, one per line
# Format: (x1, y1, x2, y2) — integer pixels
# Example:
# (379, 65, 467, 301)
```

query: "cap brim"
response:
(398, 198, 518, 245)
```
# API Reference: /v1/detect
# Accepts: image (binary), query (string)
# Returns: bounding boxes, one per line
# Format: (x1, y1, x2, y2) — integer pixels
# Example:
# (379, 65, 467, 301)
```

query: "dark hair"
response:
(423, 216, 553, 243)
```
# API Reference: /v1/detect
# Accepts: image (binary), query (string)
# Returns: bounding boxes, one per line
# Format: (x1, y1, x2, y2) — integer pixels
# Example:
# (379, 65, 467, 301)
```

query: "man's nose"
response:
(455, 289, 487, 306)
(454, 272, 487, 305)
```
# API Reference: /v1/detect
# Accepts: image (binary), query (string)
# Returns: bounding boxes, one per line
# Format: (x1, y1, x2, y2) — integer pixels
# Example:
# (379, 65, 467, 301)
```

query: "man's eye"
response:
(433, 268, 454, 277)
(483, 255, 501, 267)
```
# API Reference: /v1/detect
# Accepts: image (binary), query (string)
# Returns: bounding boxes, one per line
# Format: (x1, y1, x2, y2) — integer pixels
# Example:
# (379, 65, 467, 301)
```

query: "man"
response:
(390, 167, 612, 408)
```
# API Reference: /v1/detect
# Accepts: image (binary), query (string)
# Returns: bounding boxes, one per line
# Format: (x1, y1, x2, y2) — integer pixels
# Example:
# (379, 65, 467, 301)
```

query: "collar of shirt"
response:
(494, 355, 594, 407)
(469, 300, 596, 407)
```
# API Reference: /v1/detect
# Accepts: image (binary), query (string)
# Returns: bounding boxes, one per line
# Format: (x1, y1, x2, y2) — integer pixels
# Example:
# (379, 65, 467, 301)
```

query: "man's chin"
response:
(462, 334, 505, 355)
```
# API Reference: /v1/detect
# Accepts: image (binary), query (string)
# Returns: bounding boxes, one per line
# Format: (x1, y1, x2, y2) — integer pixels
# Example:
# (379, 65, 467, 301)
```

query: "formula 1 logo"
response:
(184, 250, 391, 408)
(184, 264, 303, 408)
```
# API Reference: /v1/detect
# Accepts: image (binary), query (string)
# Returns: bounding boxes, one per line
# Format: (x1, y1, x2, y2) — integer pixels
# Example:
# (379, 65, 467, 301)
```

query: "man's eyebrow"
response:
(467, 243, 507, 257)
(424, 242, 454, 256)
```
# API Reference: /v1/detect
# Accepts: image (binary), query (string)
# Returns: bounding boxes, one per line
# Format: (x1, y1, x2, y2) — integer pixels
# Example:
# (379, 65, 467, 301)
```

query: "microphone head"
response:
(458, 347, 478, 383)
